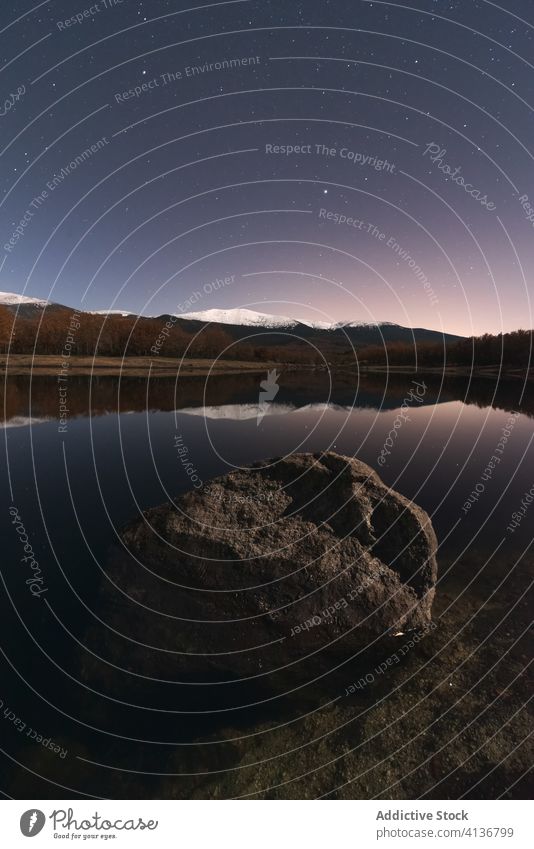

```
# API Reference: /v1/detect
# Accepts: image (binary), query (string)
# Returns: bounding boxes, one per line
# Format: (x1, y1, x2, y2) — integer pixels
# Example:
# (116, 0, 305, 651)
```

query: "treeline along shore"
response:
(0, 304, 531, 377)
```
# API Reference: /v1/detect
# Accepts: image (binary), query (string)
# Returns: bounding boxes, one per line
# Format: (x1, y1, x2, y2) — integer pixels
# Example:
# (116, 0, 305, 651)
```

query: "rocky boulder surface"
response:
(85, 452, 437, 693)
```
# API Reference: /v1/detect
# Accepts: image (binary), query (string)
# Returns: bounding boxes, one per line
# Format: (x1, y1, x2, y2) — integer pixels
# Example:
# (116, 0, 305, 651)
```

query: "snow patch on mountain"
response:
(90, 310, 135, 317)
(330, 319, 396, 330)
(174, 307, 390, 331)
(173, 308, 300, 328)
(1, 416, 53, 429)
(0, 291, 49, 307)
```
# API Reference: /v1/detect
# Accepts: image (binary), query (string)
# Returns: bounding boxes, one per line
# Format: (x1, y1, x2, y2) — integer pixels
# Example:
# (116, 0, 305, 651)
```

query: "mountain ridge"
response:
(0, 290, 464, 346)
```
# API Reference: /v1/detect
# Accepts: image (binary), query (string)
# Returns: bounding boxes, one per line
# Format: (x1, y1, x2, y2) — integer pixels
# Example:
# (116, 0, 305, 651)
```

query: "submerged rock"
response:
(84, 452, 437, 693)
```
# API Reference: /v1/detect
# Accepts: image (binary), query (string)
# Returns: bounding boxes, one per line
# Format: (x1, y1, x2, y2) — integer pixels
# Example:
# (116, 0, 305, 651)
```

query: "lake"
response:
(1, 370, 532, 799)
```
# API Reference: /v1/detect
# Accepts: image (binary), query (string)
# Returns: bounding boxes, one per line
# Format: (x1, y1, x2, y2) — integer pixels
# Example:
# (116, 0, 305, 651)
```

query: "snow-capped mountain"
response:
(173, 307, 397, 332)
(173, 307, 301, 328)
(170, 308, 461, 346)
(0, 290, 59, 318)
(0, 290, 463, 346)
(0, 291, 49, 308)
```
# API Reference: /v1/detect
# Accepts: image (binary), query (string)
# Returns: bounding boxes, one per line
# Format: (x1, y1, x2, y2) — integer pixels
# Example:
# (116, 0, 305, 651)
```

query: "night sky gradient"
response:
(1, 0, 534, 335)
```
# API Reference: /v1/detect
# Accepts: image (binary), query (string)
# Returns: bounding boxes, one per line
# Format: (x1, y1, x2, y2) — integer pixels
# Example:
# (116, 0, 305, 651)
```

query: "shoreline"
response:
(358, 365, 533, 381)
(0, 354, 531, 381)
(0, 354, 274, 377)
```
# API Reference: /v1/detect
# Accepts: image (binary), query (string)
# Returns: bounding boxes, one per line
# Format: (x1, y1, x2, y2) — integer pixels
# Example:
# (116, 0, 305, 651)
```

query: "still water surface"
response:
(1, 371, 532, 797)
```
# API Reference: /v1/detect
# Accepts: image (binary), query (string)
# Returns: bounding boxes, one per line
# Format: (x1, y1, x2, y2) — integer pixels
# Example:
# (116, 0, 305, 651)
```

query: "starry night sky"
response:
(1, 0, 533, 335)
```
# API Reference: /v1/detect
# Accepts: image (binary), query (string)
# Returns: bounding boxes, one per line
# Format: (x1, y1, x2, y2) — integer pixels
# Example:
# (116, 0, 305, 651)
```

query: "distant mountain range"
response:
(0, 291, 464, 347)
(166, 307, 463, 346)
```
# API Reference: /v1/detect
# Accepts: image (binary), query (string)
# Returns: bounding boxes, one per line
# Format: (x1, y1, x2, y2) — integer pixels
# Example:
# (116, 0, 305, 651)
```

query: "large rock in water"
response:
(87, 452, 437, 693)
